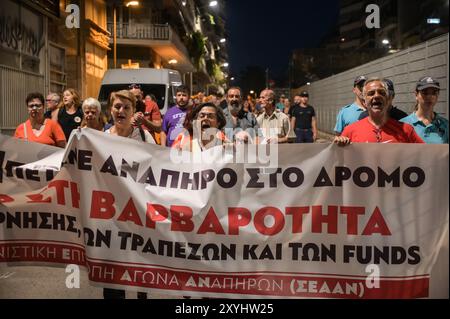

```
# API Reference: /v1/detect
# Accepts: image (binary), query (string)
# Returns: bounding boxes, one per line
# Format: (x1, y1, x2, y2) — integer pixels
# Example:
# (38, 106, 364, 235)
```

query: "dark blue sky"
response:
(226, 0, 340, 79)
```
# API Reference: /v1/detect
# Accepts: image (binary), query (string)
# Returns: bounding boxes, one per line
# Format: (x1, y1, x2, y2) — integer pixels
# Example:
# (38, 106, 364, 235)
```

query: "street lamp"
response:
(219, 38, 226, 43)
(113, 1, 139, 68)
(222, 62, 229, 67)
(209, 1, 218, 7)
(382, 39, 390, 45)
(125, 1, 139, 6)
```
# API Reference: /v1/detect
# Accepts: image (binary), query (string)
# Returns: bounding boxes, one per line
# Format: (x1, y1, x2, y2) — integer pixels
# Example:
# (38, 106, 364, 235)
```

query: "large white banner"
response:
(0, 129, 448, 298)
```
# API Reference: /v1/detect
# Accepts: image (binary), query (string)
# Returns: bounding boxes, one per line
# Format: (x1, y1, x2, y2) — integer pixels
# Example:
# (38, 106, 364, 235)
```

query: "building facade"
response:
(105, 0, 228, 94)
(0, 0, 109, 134)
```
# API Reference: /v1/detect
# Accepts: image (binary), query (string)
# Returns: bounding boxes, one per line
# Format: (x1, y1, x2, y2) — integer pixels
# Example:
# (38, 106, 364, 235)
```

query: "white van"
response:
(98, 68, 183, 115)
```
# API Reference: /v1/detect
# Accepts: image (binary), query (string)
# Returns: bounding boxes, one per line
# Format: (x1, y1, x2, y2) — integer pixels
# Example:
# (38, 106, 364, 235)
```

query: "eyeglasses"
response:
(46, 99, 58, 103)
(198, 112, 217, 119)
(27, 103, 43, 109)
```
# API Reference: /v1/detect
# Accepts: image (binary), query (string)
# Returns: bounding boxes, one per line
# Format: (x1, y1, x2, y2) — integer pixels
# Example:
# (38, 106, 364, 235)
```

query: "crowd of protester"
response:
(10, 75, 448, 299)
(14, 75, 448, 152)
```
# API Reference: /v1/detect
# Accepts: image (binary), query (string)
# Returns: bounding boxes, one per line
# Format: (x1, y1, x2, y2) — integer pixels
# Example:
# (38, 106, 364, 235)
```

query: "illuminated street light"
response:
(230, 77, 235, 81)
(427, 18, 440, 24)
(220, 38, 226, 43)
(250, 90, 254, 94)
(306, 82, 311, 86)
(125, 1, 139, 7)
(209, 1, 218, 7)
(382, 39, 390, 45)
(222, 62, 229, 67)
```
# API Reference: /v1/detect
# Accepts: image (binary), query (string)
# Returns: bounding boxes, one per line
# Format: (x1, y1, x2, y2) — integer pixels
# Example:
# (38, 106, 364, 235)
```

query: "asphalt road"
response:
(0, 264, 181, 299)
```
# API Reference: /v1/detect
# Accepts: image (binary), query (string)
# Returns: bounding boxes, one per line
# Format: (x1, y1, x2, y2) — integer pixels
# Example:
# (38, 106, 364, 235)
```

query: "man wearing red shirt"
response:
(334, 78, 424, 145)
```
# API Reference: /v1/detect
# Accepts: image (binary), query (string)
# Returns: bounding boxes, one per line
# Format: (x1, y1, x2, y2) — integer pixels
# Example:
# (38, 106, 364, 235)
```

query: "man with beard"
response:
(161, 85, 190, 147)
(223, 86, 259, 143)
(334, 78, 424, 145)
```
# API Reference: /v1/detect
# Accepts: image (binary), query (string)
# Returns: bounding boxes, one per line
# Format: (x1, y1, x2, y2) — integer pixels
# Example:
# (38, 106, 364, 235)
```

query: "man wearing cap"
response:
(334, 75, 367, 135)
(334, 78, 424, 145)
(358, 78, 407, 121)
(290, 91, 317, 143)
(400, 76, 448, 144)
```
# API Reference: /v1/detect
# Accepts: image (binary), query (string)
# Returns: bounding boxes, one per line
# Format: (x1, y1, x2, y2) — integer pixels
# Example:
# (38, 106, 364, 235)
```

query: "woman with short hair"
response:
(80, 97, 106, 131)
(15, 92, 66, 148)
(104, 90, 155, 143)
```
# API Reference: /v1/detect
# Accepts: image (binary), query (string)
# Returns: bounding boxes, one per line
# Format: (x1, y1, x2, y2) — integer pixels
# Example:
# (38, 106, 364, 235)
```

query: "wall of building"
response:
(84, 0, 109, 98)
(0, 0, 109, 135)
(293, 34, 449, 134)
(0, 0, 47, 133)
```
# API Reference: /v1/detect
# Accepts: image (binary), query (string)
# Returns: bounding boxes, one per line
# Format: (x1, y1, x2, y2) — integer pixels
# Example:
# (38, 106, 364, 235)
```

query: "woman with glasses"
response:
(400, 77, 448, 144)
(14, 92, 66, 148)
(58, 88, 84, 141)
(172, 102, 229, 152)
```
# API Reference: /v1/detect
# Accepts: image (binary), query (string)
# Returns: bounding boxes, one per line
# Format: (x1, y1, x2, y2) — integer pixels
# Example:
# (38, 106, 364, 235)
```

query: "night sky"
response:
(226, 0, 340, 82)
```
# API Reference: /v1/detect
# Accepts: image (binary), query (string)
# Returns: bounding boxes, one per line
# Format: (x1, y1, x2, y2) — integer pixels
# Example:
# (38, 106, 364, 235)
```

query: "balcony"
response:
(107, 22, 194, 72)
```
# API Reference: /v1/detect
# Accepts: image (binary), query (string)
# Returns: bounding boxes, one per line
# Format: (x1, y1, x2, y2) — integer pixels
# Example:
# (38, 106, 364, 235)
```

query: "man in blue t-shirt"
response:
(334, 75, 367, 135)
(161, 85, 190, 147)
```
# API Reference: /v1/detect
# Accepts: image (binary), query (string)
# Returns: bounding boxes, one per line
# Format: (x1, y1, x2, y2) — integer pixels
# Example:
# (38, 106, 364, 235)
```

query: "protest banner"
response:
(0, 129, 448, 298)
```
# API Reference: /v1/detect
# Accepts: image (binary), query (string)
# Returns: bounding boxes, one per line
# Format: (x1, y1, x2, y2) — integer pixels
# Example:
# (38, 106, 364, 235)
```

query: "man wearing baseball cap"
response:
(358, 78, 408, 121)
(334, 75, 367, 135)
(400, 76, 448, 144)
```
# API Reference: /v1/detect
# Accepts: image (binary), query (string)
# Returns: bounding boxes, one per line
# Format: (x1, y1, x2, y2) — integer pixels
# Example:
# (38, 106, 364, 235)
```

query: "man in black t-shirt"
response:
(290, 91, 317, 143)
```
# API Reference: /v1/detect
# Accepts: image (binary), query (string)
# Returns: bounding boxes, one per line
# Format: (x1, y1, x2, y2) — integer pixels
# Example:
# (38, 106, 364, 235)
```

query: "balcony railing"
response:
(107, 22, 170, 40)
(106, 22, 189, 58)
